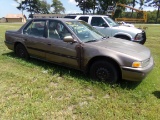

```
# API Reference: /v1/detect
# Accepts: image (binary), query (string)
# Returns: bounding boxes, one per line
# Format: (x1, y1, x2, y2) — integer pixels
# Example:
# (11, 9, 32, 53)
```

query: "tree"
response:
(139, 0, 145, 9)
(96, 0, 128, 15)
(75, 0, 98, 14)
(145, 0, 160, 23)
(51, 0, 65, 14)
(14, 0, 51, 18)
(14, 0, 41, 18)
(14, 0, 26, 15)
(39, 0, 51, 14)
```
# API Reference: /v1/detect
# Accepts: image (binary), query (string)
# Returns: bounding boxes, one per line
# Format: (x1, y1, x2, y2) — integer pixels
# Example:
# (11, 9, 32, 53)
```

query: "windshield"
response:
(65, 20, 105, 42)
(104, 17, 119, 27)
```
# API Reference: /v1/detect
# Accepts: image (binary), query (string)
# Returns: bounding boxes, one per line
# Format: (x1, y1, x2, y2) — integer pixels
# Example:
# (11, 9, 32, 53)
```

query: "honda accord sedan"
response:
(4, 18, 154, 83)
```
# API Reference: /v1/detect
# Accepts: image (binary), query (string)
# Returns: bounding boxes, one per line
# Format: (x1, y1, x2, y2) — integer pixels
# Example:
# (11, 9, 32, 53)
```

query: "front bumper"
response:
(121, 57, 154, 81)
(133, 31, 146, 44)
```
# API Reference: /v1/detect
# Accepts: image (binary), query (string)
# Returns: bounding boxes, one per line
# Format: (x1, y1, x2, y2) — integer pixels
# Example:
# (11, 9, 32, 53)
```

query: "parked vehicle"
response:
(64, 15, 146, 44)
(5, 18, 153, 83)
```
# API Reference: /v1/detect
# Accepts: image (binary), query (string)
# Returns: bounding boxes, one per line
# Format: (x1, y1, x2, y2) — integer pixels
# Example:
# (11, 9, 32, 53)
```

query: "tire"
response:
(90, 60, 119, 84)
(15, 44, 29, 59)
(139, 39, 146, 45)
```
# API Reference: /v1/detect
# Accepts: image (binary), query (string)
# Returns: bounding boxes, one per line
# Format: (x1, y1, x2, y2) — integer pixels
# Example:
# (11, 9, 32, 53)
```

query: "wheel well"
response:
(114, 34, 131, 40)
(87, 56, 122, 80)
(14, 42, 23, 52)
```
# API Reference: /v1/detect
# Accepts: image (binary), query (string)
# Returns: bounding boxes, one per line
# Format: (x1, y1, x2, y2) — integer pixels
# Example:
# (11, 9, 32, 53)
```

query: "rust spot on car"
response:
(75, 44, 84, 69)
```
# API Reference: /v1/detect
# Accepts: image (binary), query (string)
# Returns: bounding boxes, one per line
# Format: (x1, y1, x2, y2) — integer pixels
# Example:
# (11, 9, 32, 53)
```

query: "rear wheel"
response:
(15, 44, 29, 59)
(90, 60, 119, 84)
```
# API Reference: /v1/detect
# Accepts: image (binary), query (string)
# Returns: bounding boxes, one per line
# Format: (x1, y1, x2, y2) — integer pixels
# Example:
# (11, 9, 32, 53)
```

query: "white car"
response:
(64, 15, 146, 44)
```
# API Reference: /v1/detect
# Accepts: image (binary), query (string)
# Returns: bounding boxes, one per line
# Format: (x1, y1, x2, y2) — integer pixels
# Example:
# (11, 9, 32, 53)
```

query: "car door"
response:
(90, 17, 111, 37)
(46, 20, 81, 69)
(23, 20, 48, 59)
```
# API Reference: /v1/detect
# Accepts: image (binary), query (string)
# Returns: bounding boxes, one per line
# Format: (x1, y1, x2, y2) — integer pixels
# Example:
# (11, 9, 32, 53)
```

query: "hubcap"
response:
(19, 49, 25, 58)
(96, 68, 110, 80)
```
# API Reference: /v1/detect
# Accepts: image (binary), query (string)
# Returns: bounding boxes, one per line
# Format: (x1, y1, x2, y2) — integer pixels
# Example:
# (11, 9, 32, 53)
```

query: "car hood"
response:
(90, 37, 151, 60)
(113, 25, 142, 34)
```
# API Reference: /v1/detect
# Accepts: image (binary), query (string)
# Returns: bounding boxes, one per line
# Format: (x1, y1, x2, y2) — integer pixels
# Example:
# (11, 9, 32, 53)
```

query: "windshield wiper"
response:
(102, 36, 109, 40)
(85, 40, 98, 43)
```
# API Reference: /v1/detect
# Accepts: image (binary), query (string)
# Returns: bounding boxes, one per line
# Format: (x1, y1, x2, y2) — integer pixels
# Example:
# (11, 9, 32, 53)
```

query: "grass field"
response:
(0, 23, 160, 120)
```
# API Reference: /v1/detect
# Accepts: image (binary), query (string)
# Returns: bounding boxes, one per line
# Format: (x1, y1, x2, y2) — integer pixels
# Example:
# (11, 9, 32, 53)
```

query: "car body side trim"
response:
(122, 68, 143, 73)
(27, 46, 79, 60)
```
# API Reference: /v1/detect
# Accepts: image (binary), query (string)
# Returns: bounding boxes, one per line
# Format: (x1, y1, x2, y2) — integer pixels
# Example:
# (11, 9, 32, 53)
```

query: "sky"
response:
(0, 0, 82, 18)
(0, 0, 157, 18)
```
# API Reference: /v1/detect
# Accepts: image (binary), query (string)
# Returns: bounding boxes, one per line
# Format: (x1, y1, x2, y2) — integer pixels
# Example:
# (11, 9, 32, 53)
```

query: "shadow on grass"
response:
(2, 52, 89, 80)
(152, 91, 160, 99)
(117, 80, 142, 90)
(2, 52, 141, 90)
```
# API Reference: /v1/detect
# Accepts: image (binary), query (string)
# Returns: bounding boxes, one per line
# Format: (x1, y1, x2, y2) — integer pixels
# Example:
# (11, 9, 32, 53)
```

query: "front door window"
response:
(48, 21, 71, 40)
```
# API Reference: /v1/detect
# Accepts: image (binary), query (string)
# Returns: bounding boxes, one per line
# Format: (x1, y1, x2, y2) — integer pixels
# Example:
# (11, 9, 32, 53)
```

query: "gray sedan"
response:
(4, 18, 154, 83)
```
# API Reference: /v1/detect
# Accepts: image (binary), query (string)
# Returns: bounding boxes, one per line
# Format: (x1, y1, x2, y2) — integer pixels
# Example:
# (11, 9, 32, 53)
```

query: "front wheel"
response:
(15, 44, 29, 59)
(90, 60, 119, 84)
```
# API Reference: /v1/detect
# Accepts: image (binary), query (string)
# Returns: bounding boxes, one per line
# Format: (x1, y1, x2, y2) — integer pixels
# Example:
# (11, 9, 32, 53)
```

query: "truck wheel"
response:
(15, 44, 29, 59)
(90, 60, 119, 84)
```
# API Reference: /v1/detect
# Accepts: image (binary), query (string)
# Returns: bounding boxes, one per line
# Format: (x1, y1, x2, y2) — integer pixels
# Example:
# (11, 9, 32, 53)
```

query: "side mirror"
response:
(63, 35, 76, 43)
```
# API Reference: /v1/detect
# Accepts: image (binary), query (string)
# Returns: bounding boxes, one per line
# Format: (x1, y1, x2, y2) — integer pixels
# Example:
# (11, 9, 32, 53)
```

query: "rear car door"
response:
(23, 20, 48, 59)
(45, 20, 81, 69)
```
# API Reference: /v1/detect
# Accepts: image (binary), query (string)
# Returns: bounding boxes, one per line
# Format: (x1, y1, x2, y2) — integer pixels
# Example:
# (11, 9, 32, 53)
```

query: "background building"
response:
(5, 14, 26, 22)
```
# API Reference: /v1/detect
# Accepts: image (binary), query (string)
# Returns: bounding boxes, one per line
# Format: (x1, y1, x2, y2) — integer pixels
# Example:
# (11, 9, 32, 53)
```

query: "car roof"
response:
(65, 14, 109, 17)
(31, 18, 80, 22)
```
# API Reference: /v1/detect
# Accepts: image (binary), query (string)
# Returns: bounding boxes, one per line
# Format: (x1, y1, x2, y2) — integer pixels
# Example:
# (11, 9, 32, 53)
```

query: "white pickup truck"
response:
(64, 15, 146, 44)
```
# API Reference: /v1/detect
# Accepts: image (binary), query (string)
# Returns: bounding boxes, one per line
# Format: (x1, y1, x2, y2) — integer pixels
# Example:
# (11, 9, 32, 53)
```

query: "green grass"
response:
(0, 23, 160, 120)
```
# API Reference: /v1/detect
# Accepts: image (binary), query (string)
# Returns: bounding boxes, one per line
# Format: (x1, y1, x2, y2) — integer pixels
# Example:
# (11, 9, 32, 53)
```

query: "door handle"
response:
(47, 43, 51, 46)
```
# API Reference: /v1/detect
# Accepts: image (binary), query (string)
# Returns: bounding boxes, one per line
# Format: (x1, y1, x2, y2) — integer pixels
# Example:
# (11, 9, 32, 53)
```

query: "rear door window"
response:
(78, 17, 89, 23)
(23, 20, 46, 37)
(64, 16, 76, 19)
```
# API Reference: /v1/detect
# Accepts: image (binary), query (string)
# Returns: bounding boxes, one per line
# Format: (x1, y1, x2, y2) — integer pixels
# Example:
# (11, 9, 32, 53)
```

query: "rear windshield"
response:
(64, 16, 76, 19)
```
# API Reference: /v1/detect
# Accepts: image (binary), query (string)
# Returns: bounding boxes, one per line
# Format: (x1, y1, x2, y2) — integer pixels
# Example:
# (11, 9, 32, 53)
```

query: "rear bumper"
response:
(121, 57, 154, 81)
(4, 40, 14, 50)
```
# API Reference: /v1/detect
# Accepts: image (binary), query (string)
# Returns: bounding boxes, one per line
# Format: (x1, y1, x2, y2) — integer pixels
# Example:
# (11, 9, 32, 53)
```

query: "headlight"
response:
(132, 61, 142, 68)
(135, 33, 143, 41)
(132, 58, 150, 68)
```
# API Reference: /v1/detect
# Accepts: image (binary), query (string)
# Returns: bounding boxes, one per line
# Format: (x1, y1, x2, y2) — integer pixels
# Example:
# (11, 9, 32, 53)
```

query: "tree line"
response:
(14, 0, 65, 18)
(14, 0, 160, 23)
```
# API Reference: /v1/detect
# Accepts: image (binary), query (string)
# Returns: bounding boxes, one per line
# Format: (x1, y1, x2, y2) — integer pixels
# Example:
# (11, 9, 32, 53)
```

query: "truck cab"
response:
(64, 15, 146, 44)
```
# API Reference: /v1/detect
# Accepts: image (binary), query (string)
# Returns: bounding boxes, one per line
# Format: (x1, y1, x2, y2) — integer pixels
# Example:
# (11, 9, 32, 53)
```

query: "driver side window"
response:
(48, 21, 71, 40)
(91, 17, 107, 27)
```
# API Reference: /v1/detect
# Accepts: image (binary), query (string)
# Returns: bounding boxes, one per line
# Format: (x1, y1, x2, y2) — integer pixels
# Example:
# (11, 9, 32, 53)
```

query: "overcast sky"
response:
(0, 0, 156, 18)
